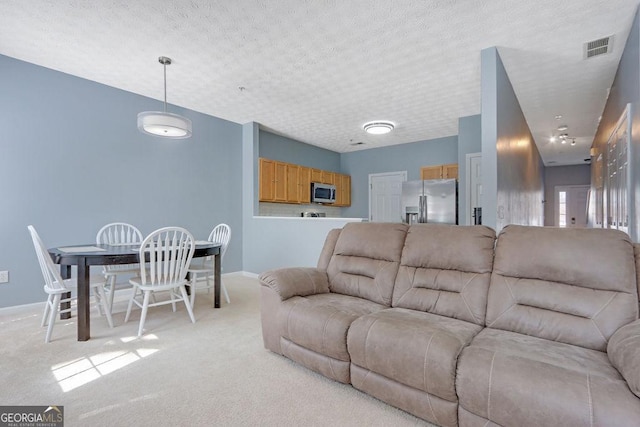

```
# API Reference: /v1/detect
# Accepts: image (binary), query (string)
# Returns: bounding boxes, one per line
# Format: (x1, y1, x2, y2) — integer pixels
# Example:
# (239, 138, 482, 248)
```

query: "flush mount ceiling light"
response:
(137, 56, 192, 139)
(363, 121, 394, 135)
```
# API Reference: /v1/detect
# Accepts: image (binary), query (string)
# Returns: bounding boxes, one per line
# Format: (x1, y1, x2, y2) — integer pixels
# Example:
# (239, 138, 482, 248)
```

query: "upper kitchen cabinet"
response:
(298, 166, 311, 204)
(321, 171, 335, 185)
(420, 163, 458, 180)
(286, 164, 300, 202)
(259, 157, 350, 206)
(310, 168, 323, 183)
(259, 158, 287, 202)
(334, 174, 351, 207)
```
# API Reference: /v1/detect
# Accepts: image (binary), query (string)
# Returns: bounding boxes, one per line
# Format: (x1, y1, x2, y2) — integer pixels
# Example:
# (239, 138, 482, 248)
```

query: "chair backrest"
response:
(139, 227, 195, 286)
(97, 222, 143, 272)
(27, 225, 66, 292)
(96, 222, 143, 245)
(208, 224, 231, 258)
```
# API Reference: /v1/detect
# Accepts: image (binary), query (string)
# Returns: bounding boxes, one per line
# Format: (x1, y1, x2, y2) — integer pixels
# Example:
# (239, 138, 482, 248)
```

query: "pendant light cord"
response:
(163, 60, 168, 113)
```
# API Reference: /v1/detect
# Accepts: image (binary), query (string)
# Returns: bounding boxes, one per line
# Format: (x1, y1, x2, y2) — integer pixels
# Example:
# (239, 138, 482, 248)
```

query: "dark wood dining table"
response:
(48, 242, 221, 341)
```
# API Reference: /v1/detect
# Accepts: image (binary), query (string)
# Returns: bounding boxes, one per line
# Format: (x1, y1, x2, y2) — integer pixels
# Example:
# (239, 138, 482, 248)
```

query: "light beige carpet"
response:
(0, 274, 429, 426)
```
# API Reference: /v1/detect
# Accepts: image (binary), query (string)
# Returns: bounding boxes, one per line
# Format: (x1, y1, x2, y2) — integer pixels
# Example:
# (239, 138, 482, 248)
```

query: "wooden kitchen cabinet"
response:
(259, 158, 287, 202)
(334, 173, 351, 206)
(442, 163, 458, 179)
(259, 157, 350, 206)
(321, 171, 335, 185)
(286, 164, 300, 202)
(310, 168, 323, 183)
(298, 166, 311, 204)
(273, 162, 287, 201)
(420, 163, 458, 180)
(259, 158, 275, 201)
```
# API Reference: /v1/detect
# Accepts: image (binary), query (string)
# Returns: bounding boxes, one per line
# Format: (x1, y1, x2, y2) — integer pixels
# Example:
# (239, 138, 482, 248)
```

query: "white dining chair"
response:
(187, 223, 231, 308)
(124, 227, 196, 337)
(96, 222, 143, 312)
(28, 225, 114, 343)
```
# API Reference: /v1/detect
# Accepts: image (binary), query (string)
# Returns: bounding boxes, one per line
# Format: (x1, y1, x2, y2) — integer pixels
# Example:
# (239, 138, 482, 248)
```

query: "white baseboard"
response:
(237, 271, 259, 279)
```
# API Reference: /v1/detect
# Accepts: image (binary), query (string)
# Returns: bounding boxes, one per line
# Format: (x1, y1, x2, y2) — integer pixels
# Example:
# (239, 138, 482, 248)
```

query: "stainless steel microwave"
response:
(311, 182, 336, 204)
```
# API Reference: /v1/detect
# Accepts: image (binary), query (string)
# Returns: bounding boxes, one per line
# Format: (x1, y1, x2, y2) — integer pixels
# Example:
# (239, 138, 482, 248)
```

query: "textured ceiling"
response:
(0, 0, 637, 166)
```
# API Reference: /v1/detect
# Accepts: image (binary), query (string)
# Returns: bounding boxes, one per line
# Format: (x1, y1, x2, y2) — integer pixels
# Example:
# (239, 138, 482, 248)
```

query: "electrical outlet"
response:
(0, 271, 8, 283)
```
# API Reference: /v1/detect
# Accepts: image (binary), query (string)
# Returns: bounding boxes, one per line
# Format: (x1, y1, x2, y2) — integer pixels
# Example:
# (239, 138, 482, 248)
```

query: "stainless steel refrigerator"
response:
(401, 179, 457, 224)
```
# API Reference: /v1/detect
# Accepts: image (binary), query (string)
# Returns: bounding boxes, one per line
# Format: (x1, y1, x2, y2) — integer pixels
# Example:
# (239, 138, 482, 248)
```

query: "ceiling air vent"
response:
(584, 36, 613, 59)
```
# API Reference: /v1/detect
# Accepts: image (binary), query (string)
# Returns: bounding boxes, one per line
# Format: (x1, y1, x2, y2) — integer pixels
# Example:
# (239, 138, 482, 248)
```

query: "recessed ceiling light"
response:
(557, 125, 568, 131)
(550, 136, 557, 143)
(555, 115, 563, 120)
(363, 121, 394, 135)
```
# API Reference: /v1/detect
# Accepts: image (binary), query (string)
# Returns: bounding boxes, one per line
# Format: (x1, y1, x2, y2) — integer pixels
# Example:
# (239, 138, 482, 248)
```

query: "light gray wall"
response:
(457, 115, 482, 225)
(340, 136, 458, 218)
(258, 130, 341, 171)
(590, 6, 640, 242)
(481, 47, 545, 231)
(0, 54, 243, 308)
(543, 165, 591, 226)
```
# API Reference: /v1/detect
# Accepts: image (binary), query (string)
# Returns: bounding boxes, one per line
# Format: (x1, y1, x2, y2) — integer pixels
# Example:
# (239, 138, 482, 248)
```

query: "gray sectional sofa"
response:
(259, 222, 640, 426)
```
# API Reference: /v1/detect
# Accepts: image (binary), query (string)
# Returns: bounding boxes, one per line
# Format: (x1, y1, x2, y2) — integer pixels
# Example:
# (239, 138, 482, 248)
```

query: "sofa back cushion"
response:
(393, 224, 496, 325)
(317, 228, 342, 270)
(327, 222, 408, 306)
(487, 225, 639, 351)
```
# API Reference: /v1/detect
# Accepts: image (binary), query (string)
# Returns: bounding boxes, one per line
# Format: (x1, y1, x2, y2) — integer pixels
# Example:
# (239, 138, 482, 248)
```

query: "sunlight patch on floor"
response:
(51, 348, 159, 392)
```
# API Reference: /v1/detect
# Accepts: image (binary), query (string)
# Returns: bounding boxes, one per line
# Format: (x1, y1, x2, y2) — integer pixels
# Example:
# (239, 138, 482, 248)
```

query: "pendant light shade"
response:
(138, 56, 192, 139)
(137, 111, 192, 138)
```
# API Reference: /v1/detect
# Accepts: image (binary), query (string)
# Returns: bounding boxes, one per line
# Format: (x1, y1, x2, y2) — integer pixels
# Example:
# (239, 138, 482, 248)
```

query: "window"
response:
(558, 191, 567, 227)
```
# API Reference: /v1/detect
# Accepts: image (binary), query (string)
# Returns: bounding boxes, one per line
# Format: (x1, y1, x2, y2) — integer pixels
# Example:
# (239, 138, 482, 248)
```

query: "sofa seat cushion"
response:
(280, 293, 386, 362)
(347, 308, 483, 402)
(457, 328, 640, 427)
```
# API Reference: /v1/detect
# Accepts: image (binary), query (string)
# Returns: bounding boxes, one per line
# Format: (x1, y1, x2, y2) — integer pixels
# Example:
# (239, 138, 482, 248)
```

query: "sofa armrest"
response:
(259, 267, 330, 301)
(608, 319, 640, 398)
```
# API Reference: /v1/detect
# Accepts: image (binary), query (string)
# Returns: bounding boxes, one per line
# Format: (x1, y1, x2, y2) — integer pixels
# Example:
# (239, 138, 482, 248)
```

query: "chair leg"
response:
(180, 285, 196, 324)
(107, 275, 117, 312)
(45, 294, 61, 343)
(124, 286, 138, 323)
(189, 272, 198, 308)
(97, 286, 114, 328)
(41, 294, 53, 327)
(137, 291, 151, 337)
(222, 282, 230, 304)
(170, 288, 177, 312)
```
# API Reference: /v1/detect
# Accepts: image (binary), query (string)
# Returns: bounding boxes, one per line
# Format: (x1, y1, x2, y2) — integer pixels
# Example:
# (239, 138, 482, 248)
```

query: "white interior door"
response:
(369, 172, 407, 222)
(466, 153, 482, 225)
(555, 185, 590, 228)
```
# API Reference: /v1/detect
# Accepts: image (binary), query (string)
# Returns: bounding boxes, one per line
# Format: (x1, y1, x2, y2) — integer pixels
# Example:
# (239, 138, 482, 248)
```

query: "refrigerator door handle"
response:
(423, 195, 428, 223)
(419, 195, 427, 223)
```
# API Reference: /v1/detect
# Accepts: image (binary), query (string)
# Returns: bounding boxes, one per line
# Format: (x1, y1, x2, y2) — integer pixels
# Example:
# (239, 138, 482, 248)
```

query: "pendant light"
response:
(137, 56, 192, 139)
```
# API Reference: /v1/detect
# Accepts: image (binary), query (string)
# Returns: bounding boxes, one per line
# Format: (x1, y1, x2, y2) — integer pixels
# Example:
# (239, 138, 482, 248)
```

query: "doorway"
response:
(555, 185, 590, 228)
(369, 171, 407, 222)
